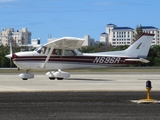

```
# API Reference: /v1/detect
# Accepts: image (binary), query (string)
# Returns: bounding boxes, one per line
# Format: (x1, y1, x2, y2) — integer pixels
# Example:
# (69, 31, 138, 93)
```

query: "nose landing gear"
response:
(19, 70, 34, 80)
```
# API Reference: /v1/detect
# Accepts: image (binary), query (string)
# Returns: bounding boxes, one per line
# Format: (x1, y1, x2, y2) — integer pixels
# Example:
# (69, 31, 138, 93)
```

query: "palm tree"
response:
(134, 24, 143, 40)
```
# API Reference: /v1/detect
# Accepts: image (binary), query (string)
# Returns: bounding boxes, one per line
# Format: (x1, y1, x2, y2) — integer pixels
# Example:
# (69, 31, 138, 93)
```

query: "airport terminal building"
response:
(100, 24, 160, 46)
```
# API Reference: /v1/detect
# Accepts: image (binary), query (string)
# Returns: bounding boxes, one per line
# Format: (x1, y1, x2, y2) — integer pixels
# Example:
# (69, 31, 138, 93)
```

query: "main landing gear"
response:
(19, 70, 34, 80)
(48, 77, 64, 80)
(46, 69, 70, 80)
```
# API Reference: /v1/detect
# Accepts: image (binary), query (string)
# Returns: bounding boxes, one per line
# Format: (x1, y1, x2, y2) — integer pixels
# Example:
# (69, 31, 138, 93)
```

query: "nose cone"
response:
(5, 54, 12, 59)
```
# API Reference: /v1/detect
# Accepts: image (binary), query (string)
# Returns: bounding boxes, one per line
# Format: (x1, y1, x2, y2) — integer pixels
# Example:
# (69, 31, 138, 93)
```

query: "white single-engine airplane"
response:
(6, 33, 154, 80)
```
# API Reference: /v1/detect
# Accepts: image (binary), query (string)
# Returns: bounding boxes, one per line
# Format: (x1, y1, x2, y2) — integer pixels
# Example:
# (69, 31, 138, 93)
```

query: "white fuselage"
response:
(12, 51, 135, 71)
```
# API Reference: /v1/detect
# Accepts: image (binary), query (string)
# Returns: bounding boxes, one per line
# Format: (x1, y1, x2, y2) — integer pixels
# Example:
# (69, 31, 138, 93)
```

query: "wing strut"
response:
(41, 46, 54, 68)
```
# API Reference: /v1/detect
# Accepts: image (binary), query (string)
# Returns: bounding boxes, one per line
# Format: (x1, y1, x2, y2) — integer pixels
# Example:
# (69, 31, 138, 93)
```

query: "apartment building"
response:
(0, 28, 31, 47)
(102, 24, 160, 46)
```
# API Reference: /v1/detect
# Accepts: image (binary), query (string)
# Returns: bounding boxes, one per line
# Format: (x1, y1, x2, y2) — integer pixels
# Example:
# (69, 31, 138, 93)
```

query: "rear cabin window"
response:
(64, 50, 75, 56)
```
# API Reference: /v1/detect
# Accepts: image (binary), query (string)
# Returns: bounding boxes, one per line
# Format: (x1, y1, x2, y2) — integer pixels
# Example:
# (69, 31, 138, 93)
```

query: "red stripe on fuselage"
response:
(12, 55, 140, 64)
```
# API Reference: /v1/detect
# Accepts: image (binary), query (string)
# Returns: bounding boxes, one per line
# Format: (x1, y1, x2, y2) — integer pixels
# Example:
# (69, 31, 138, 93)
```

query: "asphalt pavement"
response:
(0, 91, 160, 120)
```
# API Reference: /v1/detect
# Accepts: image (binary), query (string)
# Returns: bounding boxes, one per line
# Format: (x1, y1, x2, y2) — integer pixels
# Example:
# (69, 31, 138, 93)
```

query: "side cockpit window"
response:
(52, 49, 62, 55)
(40, 47, 46, 54)
(35, 46, 79, 56)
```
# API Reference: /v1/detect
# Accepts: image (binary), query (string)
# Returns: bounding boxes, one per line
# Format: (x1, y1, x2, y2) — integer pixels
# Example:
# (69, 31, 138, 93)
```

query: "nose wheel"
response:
(19, 70, 34, 80)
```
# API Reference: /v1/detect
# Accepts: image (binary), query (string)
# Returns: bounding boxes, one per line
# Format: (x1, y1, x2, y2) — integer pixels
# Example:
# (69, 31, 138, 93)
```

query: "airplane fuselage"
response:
(12, 51, 139, 70)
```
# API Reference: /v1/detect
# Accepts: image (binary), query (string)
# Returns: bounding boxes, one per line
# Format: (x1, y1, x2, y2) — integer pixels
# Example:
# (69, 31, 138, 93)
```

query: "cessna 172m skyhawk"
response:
(6, 33, 154, 80)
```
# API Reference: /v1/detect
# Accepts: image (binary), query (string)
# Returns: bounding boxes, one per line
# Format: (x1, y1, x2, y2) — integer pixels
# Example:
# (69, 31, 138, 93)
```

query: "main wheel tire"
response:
(57, 78, 64, 80)
(22, 78, 28, 80)
(49, 77, 55, 80)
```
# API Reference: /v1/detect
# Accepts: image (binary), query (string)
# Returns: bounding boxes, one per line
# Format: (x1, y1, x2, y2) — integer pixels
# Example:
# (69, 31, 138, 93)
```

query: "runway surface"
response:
(0, 92, 160, 120)
(0, 73, 160, 92)
(0, 73, 160, 119)
(1, 72, 160, 91)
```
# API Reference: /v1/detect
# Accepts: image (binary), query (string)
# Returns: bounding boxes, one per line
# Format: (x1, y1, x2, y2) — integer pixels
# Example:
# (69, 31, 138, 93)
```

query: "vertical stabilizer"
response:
(125, 33, 154, 58)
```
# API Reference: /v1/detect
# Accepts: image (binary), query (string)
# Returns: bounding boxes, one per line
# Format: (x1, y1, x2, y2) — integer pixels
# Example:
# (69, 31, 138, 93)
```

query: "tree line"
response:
(0, 45, 20, 68)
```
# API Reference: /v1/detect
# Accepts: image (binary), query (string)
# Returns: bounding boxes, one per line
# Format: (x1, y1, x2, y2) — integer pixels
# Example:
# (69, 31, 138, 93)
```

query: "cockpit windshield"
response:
(34, 45, 43, 52)
(34, 45, 47, 54)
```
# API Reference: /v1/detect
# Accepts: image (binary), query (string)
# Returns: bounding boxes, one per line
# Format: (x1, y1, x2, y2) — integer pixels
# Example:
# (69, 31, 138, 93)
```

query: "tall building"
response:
(83, 35, 95, 46)
(100, 32, 109, 45)
(105, 24, 160, 46)
(0, 28, 31, 47)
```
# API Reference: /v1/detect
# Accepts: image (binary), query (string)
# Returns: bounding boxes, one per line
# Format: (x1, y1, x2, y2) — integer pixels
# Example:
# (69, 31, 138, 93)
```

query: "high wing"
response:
(41, 37, 85, 68)
(44, 37, 85, 50)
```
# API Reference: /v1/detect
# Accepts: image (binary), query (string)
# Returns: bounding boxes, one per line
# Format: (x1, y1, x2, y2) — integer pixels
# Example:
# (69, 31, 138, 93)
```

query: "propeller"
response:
(5, 42, 13, 68)
(5, 42, 13, 59)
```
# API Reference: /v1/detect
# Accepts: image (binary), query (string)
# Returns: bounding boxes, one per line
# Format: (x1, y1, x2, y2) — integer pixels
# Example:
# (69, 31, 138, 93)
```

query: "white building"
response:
(141, 26, 159, 45)
(100, 32, 109, 45)
(0, 28, 31, 47)
(105, 24, 160, 46)
(106, 24, 134, 46)
(32, 38, 41, 47)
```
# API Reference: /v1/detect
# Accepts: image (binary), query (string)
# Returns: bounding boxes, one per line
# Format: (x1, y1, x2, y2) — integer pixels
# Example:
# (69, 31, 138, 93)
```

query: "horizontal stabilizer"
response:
(125, 58, 150, 63)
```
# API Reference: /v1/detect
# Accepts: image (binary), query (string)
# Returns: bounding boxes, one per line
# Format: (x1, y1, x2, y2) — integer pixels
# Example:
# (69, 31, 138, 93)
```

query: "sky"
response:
(0, 0, 160, 44)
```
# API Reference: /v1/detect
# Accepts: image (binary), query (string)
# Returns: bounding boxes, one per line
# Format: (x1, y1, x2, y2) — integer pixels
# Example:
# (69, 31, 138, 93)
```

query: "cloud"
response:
(0, 0, 17, 2)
